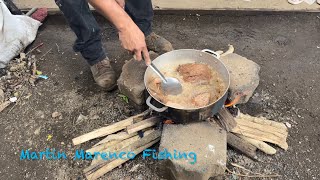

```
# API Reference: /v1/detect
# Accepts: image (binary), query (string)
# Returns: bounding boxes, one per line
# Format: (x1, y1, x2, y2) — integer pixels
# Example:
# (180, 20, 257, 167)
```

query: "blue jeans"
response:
(55, 0, 153, 65)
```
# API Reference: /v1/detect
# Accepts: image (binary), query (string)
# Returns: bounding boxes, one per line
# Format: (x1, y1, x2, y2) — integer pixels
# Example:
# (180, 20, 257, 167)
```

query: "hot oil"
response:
(149, 62, 226, 109)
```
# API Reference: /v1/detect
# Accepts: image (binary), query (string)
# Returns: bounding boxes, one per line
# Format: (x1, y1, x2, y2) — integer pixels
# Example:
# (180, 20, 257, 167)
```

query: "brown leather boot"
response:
(145, 32, 173, 54)
(90, 58, 116, 90)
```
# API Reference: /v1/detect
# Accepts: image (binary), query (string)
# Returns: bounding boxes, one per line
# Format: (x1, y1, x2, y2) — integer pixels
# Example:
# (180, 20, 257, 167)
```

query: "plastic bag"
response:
(0, 0, 41, 68)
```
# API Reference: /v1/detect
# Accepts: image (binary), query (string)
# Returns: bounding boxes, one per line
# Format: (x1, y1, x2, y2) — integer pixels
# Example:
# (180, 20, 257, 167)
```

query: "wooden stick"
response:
(231, 123, 288, 150)
(94, 127, 152, 147)
(238, 113, 287, 130)
(84, 130, 161, 177)
(93, 131, 135, 147)
(126, 116, 161, 134)
(86, 138, 160, 180)
(72, 111, 149, 145)
(227, 132, 257, 160)
(100, 130, 154, 154)
(86, 140, 120, 154)
(90, 129, 155, 165)
(231, 114, 288, 150)
(26, 42, 44, 55)
(236, 117, 288, 135)
(238, 135, 277, 155)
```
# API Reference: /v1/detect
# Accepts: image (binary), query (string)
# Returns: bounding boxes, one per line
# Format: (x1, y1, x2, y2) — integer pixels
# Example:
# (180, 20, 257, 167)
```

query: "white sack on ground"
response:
(0, 0, 41, 68)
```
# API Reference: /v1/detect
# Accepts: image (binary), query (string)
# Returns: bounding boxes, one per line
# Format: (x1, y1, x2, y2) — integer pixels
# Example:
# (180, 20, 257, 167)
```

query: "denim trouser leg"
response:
(55, 0, 153, 65)
(55, 0, 106, 66)
(125, 0, 154, 36)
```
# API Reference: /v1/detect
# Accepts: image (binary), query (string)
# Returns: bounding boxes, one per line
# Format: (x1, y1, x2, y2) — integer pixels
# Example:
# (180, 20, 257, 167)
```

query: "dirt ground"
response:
(0, 12, 320, 180)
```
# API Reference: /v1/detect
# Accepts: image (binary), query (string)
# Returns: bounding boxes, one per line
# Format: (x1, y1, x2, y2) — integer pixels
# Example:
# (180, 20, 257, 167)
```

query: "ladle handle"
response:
(149, 62, 167, 83)
(201, 49, 221, 59)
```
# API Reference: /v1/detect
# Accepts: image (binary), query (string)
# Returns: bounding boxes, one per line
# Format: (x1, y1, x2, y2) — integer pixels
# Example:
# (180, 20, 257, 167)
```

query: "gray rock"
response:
(220, 53, 260, 104)
(117, 51, 159, 105)
(158, 121, 227, 180)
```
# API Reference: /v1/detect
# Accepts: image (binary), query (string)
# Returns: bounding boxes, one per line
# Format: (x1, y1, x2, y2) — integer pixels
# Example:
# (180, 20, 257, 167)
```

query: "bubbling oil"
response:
(148, 62, 226, 109)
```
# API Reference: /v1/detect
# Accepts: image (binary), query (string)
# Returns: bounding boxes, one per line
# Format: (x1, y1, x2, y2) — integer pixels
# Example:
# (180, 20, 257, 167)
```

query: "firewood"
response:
(231, 113, 288, 150)
(126, 116, 161, 134)
(72, 111, 150, 145)
(238, 135, 277, 155)
(93, 131, 137, 147)
(236, 113, 287, 130)
(90, 129, 155, 165)
(86, 138, 160, 180)
(215, 107, 237, 131)
(84, 130, 161, 177)
(94, 127, 153, 147)
(86, 140, 120, 154)
(227, 132, 257, 160)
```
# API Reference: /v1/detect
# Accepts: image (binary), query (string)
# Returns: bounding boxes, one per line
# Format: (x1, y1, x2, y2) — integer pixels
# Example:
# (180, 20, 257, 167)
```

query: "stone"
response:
(158, 121, 227, 180)
(51, 111, 62, 118)
(76, 114, 88, 124)
(220, 53, 260, 104)
(117, 51, 159, 105)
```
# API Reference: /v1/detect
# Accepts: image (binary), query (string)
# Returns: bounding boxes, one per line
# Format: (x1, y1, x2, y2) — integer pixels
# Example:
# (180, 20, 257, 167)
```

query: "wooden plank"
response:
(14, 0, 320, 12)
(72, 111, 149, 145)
(86, 140, 121, 154)
(90, 129, 155, 167)
(231, 113, 289, 150)
(84, 130, 161, 179)
(86, 138, 160, 180)
(126, 116, 161, 134)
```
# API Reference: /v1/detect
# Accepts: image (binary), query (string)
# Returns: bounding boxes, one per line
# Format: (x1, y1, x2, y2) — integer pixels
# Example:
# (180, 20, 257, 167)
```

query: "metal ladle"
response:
(149, 62, 182, 95)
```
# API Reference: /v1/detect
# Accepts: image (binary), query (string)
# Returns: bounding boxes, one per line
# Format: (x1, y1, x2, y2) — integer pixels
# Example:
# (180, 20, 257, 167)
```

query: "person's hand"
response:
(115, 0, 125, 9)
(119, 23, 151, 65)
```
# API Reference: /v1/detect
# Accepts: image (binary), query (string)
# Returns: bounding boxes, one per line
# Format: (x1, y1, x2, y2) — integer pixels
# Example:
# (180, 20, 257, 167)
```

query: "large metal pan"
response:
(144, 49, 230, 124)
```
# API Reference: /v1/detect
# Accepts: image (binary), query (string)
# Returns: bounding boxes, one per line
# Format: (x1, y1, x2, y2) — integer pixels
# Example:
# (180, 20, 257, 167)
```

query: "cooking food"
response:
(147, 62, 226, 109)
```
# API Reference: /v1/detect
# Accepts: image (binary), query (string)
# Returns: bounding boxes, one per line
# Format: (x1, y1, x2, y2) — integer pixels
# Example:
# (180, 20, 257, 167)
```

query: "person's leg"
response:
(125, 0, 173, 54)
(54, 0, 106, 66)
(55, 0, 116, 90)
(125, 0, 153, 36)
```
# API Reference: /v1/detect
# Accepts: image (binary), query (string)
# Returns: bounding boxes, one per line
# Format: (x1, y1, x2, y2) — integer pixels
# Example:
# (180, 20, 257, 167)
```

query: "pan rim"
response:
(144, 49, 231, 111)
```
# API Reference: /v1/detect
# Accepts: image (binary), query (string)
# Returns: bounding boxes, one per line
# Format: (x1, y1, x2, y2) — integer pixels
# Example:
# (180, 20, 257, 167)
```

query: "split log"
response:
(93, 131, 137, 147)
(238, 135, 277, 155)
(231, 113, 288, 150)
(84, 130, 161, 177)
(72, 111, 150, 145)
(215, 107, 237, 132)
(237, 113, 287, 130)
(126, 116, 161, 134)
(94, 127, 153, 147)
(90, 129, 155, 165)
(86, 138, 160, 180)
(227, 132, 257, 160)
(86, 140, 120, 154)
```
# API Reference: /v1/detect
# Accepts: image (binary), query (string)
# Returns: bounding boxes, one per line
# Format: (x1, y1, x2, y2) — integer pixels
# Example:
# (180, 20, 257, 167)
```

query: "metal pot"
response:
(144, 49, 230, 124)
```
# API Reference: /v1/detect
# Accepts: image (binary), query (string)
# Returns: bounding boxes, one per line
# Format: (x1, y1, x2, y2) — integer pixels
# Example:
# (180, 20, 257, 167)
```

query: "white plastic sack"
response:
(0, 0, 41, 68)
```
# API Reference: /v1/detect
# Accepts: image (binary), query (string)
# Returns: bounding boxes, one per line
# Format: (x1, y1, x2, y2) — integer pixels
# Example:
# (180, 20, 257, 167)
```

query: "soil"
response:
(0, 12, 320, 180)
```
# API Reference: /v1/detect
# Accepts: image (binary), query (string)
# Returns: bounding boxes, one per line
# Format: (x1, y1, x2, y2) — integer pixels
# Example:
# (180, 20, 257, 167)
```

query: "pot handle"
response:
(201, 49, 221, 59)
(146, 96, 168, 112)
